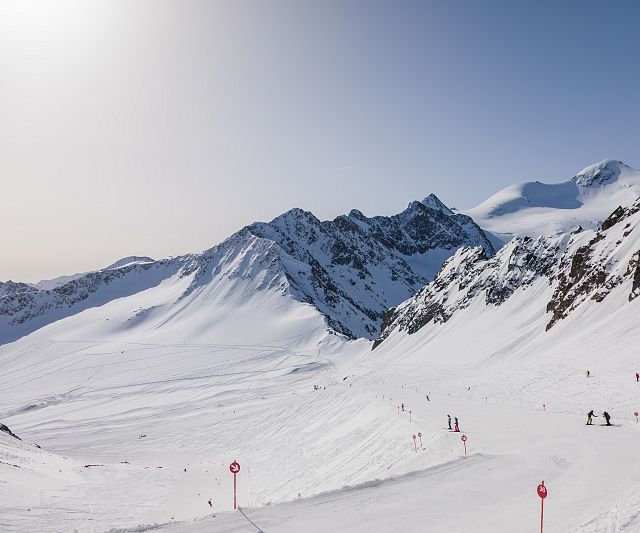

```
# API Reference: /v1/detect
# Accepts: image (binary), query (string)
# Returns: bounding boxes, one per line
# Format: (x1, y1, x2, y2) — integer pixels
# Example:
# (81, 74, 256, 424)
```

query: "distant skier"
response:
(586, 410, 596, 425)
(603, 411, 612, 426)
(454, 417, 460, 432)
(426, 394, 430, 402)
(208, 499, 212, 508)
(401, 403, 405, 412)
(447, 414, 452, 430)
(636, 372, 639, 382)
(587, 370, 591, 378)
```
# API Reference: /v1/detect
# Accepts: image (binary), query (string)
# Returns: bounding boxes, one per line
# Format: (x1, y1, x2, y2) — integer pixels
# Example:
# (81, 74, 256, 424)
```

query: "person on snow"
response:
(603, 411, 612, 426)
(401, 403, 405, 412)
(454, 417, 460, 432)
(447, 414, 452, 430)
(636, 372, 639, 382)
(586, 410, 596, 425)
(586, 370, 591, 378)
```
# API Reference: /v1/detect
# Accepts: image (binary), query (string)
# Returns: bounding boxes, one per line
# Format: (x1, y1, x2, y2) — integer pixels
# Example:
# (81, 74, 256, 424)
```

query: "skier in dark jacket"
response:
(586, 410, 596, 425)
(603, 411, 612, 426)
(447, 414, 452, 430)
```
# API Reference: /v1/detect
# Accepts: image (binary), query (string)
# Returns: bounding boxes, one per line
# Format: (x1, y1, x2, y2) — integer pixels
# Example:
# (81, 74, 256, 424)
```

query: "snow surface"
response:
(466, 160, 640, 239)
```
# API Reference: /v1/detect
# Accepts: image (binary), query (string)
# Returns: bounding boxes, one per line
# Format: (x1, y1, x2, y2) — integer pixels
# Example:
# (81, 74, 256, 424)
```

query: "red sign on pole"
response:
(412, 434, 417, 452)
(417, 431, 423, 448)
(230, 461, 241, 510)
(537, 480, 547, 533)
(460, 434, 467, 456)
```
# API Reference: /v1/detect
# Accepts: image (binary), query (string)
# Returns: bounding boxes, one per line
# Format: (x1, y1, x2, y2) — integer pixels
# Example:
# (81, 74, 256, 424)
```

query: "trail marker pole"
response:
(635, 411, 638, 423)
(460, 434, 467, 456)
(229, 460, 241, 510)
(418, 431, 423, 448)
(412, 434, 417, 452)
(537, 481, 548, 533)
(409, 410, 412, 423)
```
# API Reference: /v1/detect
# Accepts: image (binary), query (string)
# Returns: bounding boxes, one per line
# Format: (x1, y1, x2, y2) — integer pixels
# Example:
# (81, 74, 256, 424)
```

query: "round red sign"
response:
(537, 482, 547, 499)
(418, 432, 422, 437)
(412, 434, 416, 440)
(460, 434, 467, 442)
(230, 460, 241, 474)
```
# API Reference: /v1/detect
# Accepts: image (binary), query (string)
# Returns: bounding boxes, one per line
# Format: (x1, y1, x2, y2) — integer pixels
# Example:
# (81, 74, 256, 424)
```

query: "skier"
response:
(636, 372, 639, 382)
(401, 403, 405, 412)
(454, 417, 460, 432)
(586, 410, 596, 425)
(208, 499, 212, 508)
(603, 411, 612, 426)
(587, 370, 591, 378)
(447, 414, 452, 430)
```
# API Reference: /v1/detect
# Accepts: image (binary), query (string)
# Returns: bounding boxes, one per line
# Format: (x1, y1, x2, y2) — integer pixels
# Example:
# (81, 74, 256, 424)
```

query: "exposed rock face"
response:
(1, 195, 494, 343)
(572, 159, 630, 187)
(629, 251, 640, 302)
(0, 423, 21, 441)
(376, 198, 640, 346)
(375, 237, 560, 346)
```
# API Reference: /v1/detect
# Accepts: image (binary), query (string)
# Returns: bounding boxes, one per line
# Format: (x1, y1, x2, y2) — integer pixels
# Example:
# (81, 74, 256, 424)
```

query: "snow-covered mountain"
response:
(5, 163, 640, 533)
(376, 196, 640, 347)
(0, 195, 493, 344)
(466, 159, 640, 240)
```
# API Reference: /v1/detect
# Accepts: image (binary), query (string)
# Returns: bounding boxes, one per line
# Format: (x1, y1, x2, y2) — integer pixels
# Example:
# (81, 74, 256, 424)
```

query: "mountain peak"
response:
(573, 159, 631, 187)
(421, 193, 453, 214)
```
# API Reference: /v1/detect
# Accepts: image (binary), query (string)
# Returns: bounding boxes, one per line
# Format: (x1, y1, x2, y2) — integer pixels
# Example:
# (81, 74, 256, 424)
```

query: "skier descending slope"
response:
(454, 417, 460, 432)
(447, 414, 452, 430)
(586, 410, 596, 425)
(603, 412, 612, 426)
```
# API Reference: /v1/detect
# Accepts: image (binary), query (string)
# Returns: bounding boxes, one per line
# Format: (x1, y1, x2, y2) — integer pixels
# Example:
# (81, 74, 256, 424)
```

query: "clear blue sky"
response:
(1, 0, 639, 281)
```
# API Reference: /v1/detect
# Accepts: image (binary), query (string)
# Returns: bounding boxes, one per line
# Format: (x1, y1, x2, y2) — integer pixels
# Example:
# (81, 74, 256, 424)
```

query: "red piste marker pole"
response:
(634, 411, 638, 423)
(460, 434, 467, 456)
(417, 431, 423, 448)
(229, 460, 241, 510)
(537, 480, 548, 533)
(412, 434, 417, 452)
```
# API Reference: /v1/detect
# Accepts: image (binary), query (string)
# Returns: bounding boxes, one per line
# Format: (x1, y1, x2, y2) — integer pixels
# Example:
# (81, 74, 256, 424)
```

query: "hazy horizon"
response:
(2, 0, 639, 282)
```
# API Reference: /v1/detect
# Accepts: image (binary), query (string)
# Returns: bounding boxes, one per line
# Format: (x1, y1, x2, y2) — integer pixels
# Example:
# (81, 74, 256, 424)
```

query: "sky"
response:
(1, 0, 639, 282)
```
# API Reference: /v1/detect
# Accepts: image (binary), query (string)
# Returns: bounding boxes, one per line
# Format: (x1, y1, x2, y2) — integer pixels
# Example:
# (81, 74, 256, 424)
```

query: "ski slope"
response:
(2, 260, 640, 532)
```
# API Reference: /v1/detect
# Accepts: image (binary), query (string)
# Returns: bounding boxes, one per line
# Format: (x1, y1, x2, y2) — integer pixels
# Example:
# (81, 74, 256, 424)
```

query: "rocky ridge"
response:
(0, 195, 493, 343)
(376, 198, 640, 347)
